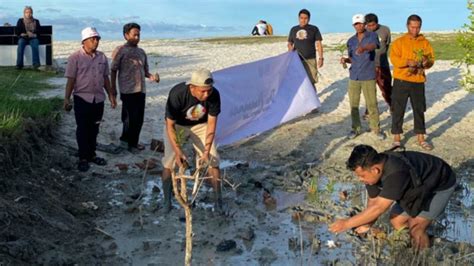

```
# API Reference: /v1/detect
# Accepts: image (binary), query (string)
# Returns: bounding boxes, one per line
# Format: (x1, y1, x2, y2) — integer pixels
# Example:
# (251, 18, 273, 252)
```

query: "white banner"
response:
(214, 51, 321, 146)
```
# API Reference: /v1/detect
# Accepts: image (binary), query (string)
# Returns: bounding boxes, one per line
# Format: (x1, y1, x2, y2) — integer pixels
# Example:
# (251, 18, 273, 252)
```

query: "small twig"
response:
(222, 176, 241, 191)
(455, 252, 474, 261)
(95, 227, 114, 239)
(139, 205, 144, 230)
(371, 235, 377, 260)
(9, 72, 22, 90)
(410, 247, 419, 266)
(298, 215, 304, 264)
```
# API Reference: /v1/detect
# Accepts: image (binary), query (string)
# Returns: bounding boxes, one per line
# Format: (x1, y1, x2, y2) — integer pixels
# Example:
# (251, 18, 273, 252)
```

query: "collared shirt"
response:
(347, 31, 380, 81)
(65, 47, 109, 103)
(111, 43, 149, 94)
(390, 33, 435, 83)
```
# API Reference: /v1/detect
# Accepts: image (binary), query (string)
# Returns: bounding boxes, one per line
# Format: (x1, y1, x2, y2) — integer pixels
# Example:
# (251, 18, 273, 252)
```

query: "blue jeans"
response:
(16, 37, 40, 67)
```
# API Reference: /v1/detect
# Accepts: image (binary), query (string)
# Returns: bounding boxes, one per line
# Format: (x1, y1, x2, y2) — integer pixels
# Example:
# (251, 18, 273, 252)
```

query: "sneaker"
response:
(347, 130, 360, 140)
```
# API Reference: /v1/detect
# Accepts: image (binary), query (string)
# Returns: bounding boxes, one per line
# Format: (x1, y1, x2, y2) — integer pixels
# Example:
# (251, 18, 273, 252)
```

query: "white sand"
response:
(47, 33, 474, 171)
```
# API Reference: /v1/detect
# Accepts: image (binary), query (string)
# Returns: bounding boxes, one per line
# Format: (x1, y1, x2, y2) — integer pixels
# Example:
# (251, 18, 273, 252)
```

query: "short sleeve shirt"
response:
(347, 31, 380, 80)
(111, 43, 149, 94)
(288, 24, 322, 59)
(366, 152, 456, 201)
(64, 47, 109, 103)
(165, 82, 221, 126)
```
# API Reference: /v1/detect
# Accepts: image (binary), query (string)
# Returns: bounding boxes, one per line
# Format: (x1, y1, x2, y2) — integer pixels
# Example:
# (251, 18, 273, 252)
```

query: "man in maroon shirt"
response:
(64, 27, 117, 172)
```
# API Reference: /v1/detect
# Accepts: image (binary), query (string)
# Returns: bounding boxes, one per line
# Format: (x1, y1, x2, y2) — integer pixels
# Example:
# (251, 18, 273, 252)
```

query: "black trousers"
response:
(74, 95, 104, 160)
(391, 79, 426, 135)
(120, 92, 146, 148)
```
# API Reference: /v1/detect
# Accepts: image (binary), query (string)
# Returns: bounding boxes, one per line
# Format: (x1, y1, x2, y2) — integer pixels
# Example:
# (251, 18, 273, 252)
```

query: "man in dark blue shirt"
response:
(341, 14, 384, 140)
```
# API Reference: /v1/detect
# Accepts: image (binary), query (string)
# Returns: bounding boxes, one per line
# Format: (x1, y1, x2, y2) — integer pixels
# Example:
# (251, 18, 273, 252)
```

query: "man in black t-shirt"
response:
(161, 68, 222, 213)
(288, 8, 324, 87)
(329, 145, 456, 250)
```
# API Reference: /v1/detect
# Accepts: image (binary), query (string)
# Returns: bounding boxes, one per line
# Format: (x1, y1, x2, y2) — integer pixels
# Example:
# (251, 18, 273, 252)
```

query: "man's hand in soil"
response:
(329, 218, 349, 234)
(354, 224, 371, 234)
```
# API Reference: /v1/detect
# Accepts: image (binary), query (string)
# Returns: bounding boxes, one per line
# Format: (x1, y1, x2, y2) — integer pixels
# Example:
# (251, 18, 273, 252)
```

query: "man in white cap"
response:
(340, 14, 383, 140)
(161, 68, 222, 213)
(64, 27, 117, 172)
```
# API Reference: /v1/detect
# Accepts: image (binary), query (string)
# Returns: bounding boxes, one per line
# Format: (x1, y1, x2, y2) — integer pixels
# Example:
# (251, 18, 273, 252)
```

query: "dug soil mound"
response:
(0, 118, 121, 264)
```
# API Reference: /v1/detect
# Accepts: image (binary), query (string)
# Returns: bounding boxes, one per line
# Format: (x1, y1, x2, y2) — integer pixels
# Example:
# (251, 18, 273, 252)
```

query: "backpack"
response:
(265, 24, 273, 35)
(382, 147, 432, 217)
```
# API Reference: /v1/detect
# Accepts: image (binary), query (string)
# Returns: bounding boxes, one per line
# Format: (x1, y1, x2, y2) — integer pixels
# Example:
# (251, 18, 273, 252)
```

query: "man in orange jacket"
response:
(390, 14, 434, 150)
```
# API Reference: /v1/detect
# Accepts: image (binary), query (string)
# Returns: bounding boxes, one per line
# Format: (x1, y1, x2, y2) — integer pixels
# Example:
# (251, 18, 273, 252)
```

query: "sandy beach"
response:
(41, 33, 474, 264)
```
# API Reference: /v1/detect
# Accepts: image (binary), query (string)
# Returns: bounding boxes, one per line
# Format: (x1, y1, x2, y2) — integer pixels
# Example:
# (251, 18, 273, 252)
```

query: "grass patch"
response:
(390, 33, 462, 61)
(199, 35, 288, 45)
(200, 33, 462, 60)
(0, 67, 62, 135)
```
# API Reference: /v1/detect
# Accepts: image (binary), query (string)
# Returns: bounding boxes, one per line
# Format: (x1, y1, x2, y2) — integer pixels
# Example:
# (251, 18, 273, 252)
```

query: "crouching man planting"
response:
(329, 145, 456, 250)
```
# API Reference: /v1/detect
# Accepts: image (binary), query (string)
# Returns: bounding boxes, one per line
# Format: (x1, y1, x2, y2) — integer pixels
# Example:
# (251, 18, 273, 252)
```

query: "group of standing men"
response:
(287, 9, 435, 150)
(64, 24, 158, 172)
(288, 9, 455, 250)
(63, 23, 223, 211)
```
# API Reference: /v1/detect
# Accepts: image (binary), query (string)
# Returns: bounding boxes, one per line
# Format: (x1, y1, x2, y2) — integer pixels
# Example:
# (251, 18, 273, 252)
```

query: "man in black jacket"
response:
(329, 145, 456, 249)
(16, 6, 41, 69)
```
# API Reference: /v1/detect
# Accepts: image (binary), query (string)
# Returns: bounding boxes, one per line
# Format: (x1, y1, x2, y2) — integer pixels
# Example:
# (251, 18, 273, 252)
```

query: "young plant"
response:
(335, 42, 348, 69)
(455, 0, 474, 92)
(175, 128, 186, 147)
(308, 176, 318, 194)
(408, 48, 434, 75)
(326, 179, 335, 194)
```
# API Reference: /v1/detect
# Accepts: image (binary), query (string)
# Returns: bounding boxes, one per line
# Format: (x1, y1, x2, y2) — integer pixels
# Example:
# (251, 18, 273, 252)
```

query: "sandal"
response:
(90, 156, 107, 166)
(136, 143, 146, 150)
(391, 141, 401, 148)
(418, 141, 433, 151)
(78, 160, 90, 172)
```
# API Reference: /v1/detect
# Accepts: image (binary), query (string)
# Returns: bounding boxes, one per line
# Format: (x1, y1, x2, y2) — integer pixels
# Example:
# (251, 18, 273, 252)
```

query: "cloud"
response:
(42, 8, 62, 13)
(0, 14, 240, 40)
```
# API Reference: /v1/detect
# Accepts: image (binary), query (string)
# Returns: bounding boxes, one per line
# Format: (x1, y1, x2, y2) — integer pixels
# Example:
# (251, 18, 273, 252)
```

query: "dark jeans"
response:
(376, 66, 393, 108)
(16, 37, 40, 67)
(74, 95, 104, 160)
(391, 79, 426, 135)
(120, 92, 145, 148)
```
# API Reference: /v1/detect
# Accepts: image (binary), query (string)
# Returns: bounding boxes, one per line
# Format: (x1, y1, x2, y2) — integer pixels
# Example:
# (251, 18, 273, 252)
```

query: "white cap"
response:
(352, 14, 365, 25)
(186, 68, 214, 87)
(81, 27, 101, 42)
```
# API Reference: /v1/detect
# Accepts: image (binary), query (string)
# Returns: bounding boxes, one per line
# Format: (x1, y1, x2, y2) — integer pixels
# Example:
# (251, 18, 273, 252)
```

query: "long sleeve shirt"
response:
(390, 33, 435, 83)
(375, 24, 391, 68)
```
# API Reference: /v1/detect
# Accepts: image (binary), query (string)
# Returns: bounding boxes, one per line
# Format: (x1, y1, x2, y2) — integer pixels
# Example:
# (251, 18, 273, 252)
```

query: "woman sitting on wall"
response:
(16, 6, 41, 69)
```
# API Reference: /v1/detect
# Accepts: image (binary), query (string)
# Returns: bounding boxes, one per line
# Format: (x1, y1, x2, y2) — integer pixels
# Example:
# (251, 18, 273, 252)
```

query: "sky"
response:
(0, 0, 470, 40)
